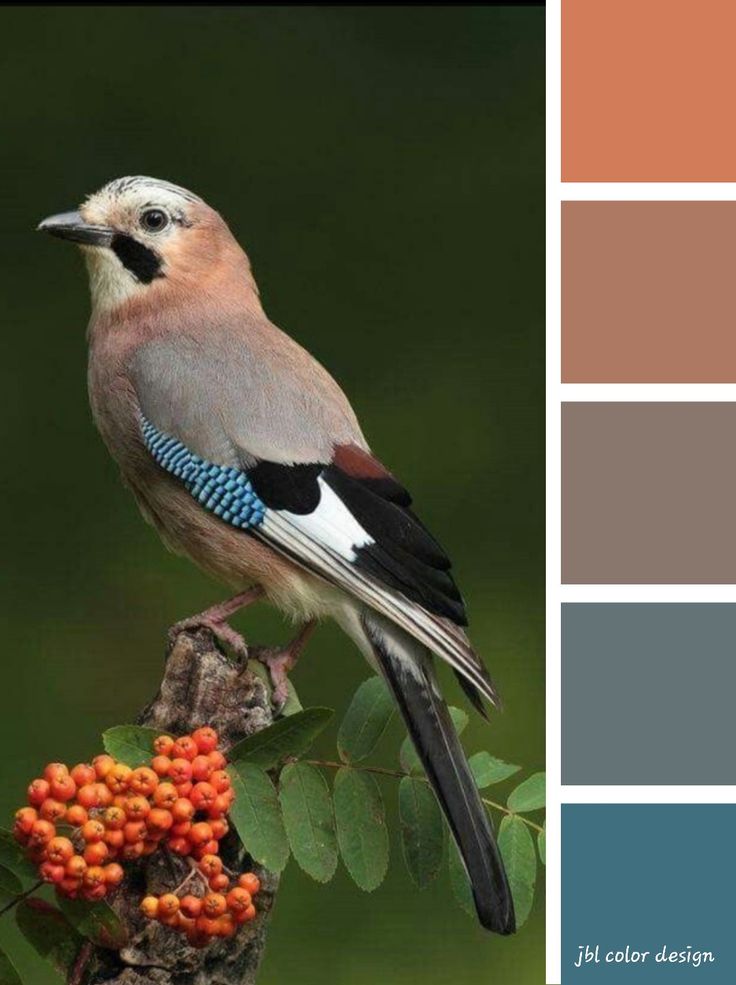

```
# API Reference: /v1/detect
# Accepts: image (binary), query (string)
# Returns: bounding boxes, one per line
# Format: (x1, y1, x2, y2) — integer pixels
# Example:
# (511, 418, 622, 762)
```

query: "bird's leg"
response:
(257, 620, 317, 709)
(168, 586, 264, 661)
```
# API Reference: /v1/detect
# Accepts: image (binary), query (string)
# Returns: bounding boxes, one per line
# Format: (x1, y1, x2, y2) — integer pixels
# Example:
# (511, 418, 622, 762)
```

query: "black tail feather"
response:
(362, 612, 515, 935)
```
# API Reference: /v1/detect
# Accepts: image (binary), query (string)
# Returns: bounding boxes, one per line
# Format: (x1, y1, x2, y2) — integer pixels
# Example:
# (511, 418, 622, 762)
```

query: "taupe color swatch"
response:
(563, 403, 736, 583)
(563, 202, 736, 382)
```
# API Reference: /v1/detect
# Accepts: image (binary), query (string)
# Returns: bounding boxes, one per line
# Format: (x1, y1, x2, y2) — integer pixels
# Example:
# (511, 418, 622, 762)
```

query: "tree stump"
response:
(82, 628, 279, 985)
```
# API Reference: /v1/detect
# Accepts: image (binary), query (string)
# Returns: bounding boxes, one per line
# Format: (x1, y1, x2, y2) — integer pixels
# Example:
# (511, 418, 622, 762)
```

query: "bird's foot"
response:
(167, 587, 264, 663)
(256, 621, 316, 710)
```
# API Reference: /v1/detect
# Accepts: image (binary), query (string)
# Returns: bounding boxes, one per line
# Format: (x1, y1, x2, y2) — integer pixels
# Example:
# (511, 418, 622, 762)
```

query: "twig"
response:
(0, 880, 44, 918)
(306, 758, 546, 834)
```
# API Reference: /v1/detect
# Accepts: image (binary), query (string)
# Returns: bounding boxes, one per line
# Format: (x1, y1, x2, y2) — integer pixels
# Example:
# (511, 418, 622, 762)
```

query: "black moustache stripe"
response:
(111, 234, 164, 284)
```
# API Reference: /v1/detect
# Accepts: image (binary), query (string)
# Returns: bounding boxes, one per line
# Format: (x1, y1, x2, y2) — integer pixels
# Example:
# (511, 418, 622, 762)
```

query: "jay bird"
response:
(38, 176, 515, 935)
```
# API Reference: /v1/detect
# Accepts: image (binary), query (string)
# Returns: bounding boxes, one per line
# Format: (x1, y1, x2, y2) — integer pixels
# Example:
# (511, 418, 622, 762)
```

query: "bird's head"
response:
(38, 176, 252, 314)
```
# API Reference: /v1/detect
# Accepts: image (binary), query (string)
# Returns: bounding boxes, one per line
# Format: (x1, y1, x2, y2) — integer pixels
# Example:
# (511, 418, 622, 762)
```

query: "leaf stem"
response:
(0, 879, 44, 918)
(305, 759, 545, 834)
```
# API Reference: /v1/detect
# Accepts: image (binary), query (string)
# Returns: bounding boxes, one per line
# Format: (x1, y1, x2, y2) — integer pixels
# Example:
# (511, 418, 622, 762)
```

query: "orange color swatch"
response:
(563, 0, 736, 181)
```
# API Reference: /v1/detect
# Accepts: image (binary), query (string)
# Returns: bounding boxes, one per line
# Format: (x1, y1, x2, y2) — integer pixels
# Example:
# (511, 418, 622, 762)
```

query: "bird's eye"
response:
(140, 208, 169, 233)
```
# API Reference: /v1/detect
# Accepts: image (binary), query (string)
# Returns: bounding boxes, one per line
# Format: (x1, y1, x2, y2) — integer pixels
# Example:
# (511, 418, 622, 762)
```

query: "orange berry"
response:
(43, 763, 69, 783)
(175, 781, 193, 799)
(82, 819, 105, 843)
(40, 861, 66, 884)
(180, 895, 202, 918)
(141, 839, 159, 856)
(124, 820, 147, 844)
(27, 778, 50, 806)
(170, 820, 192, 838)
(168, 836, 193, 855)
(47, 836, 74, 864)
(171, 736, 198, 761)
(192, 727, 219, 754)
(197, 840, 219, 860)
(168, 758, 192, 784)
(71, 763, 96, 787)
(190, 822, 213, 846)
(158, 893, 180, 917)
(153, 783, 178, 809)
(191, 756, 212, 782)
(84, 842, 109, 866)
(94, 783, 114, 807)
(102, 805, 126, 830)
(210, 770, 231, 794)
(29, 818, 55, 845)
(129, 767, 158, 796)
(104, 862, 124, 886)
(198, 854, 222, 878)
(151, 755, 171, 777)
(147, 808, 173, 833)
(190, 783, 217, 812)
(226, 887, 251, 912)
(105, 829, 125, 850)
(40, 799, 66, 823)
(242, 903, 257, 923)
(65, 804, 88, 827)
(58, 877, 81, 898)
(125, 796, 151, 821)
(76, 784, 99, 809)
(93, 755, 116, 779)
(208, 750, 226, 771)
(14, 807, 37, 835)
(153, 735, 174, 756)
(121, 841, 145, 861)
(208, 795, 231, 820)
(210, 818, 229, 841)
(238, 873, 261, 896)
(202, 893, 227, 918)
(65, 855, 87, 878)
(51, 774, 77, 802)
(105, 764, 132, 794)
(83, 865, 105, 888)
(171, 798, 195, 823)
(195, 915, 220, 936)
(209, 873, 229, 892)
(140, 895, 159, 919)
(83, 883, 108, 901)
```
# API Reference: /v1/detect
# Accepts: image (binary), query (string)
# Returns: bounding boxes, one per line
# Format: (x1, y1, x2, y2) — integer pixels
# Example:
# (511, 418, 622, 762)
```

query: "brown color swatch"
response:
(563, 403, 736, 583)
(563, 0, 736, 181)
(563, 202, 736, 383)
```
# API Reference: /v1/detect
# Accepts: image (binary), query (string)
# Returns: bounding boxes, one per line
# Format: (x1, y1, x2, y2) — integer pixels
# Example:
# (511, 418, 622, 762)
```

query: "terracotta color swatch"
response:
(563, 403, 736, 583)
(563, 0, 736, 181)
(563, 202, 736, 383)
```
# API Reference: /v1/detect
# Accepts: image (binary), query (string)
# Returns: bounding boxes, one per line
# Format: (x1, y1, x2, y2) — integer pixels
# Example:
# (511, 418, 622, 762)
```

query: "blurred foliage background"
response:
(0, 6, 543, 983)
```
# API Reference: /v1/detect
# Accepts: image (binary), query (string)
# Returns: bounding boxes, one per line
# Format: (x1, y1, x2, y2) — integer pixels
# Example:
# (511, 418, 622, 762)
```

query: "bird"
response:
(38, 176, 515, 935)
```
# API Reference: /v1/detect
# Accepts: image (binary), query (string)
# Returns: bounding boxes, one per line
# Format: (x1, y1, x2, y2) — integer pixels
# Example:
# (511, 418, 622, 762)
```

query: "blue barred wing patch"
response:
(140, 417, 266, 529)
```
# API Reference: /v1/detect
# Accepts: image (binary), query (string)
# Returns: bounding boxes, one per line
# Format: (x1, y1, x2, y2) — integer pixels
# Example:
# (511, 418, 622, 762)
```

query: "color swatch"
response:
(563, 805, 729, 981)
(562, 403, 736, 584)
(562, 604, 736, 785)
(563, 0, 736, 181)
(562, 202, 736, 383)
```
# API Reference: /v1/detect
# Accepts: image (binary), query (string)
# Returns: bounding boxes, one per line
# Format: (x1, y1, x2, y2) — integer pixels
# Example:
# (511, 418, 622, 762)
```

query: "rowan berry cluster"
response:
(141, 866, 260, 947)
(12, 726, 247, 927)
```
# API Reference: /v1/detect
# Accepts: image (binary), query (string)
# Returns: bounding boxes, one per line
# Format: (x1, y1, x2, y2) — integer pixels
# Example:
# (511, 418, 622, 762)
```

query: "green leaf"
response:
(448, 838, 474, 917)
(337, 677, 394, 763)
(498, 815, 536, 928)
(16, 899, 84, 976)
(507, 772, 545, 813)
(398, 777, 444, 888)
(538, 823, 546, 866)
(228, 708, 333, 770)
(102, 725, 161, 767)
(0, 829, 40, 884)
(279, 763, 337, 883)
(228, 763, 290, 872)
(0, 946, 22, 985)
(333, 768, 388, 891)
(468, 751, 521, 788)
(0, 865, 22, 903)
(57, 896, 128, 949)
(399, 707, 469, 775)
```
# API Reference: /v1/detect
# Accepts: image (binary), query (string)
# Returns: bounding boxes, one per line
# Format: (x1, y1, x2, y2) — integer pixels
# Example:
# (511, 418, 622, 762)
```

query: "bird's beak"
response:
(37, 210, 114, 247)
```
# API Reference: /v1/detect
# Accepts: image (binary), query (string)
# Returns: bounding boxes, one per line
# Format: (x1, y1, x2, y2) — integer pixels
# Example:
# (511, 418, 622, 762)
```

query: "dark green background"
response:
(0, 6, 544, 983)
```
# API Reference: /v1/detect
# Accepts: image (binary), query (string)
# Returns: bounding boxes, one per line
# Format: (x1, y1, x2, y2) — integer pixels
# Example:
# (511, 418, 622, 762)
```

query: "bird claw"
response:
(168, 616, 249, 663)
